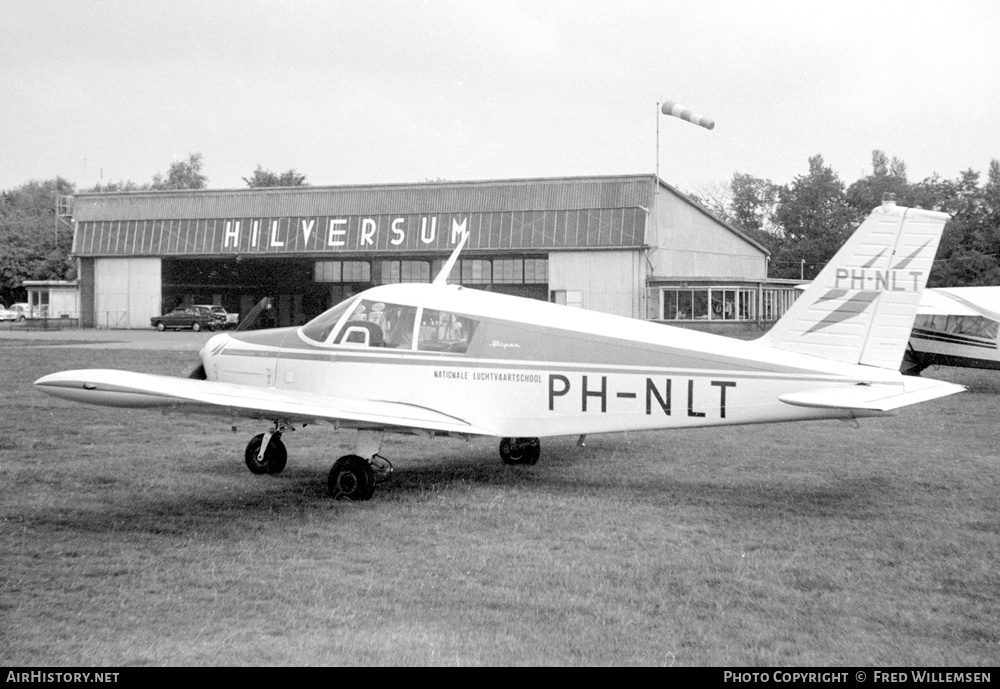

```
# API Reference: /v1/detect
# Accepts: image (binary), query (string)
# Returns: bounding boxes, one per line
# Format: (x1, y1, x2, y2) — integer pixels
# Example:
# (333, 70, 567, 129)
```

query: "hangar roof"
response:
(69, 175, 765, 258)
(72, 175, 655, 221)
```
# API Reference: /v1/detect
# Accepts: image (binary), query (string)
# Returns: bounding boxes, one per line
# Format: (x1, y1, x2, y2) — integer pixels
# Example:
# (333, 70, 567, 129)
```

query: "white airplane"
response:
(902, 286, 1000, 375)
(35, 199, 965, 500)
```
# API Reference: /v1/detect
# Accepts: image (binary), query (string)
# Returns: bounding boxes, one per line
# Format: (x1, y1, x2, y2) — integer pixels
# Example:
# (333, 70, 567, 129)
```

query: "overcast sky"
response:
(2, 0, 998, 195)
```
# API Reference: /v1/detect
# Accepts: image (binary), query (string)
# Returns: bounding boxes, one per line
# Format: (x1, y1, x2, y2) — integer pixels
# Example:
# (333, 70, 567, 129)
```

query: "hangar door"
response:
(94, 258, 162, 329)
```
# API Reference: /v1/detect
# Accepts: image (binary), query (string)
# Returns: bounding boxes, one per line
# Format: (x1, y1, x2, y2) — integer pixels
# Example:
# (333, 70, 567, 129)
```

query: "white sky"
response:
(2, 0, 998, 194)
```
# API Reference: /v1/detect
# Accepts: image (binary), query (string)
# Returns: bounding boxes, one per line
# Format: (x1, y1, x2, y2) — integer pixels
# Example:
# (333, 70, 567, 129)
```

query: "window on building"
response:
(375, 261, 431, 284)
(551, 290, 583, 308)
(492, 259, 524, 284)
(317, 257, 546, 288)
(460, 259, 492, 284)
(760, 288, 798, 322)
(659, 287, 796, 322)
(523, 259, 548, 283)
(315, 261, 371, 283)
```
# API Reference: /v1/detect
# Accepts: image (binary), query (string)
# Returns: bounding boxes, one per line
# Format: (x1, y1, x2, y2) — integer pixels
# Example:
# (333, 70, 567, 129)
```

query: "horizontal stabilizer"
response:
(779, 377, 965, 412)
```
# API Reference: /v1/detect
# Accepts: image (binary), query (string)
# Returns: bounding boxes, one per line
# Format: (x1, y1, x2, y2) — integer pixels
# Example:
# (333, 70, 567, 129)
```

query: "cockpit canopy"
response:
(299, 293, 480, 354)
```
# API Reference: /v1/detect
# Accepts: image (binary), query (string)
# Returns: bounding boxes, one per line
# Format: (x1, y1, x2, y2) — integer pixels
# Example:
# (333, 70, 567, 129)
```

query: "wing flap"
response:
(34, 369, 492, 435)
(779, 377, 965, 412)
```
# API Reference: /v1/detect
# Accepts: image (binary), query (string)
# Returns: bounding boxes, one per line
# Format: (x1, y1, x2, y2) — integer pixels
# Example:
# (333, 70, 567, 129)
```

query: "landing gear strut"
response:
(244, 431, 288, 474)
(499, 437, 541, 465)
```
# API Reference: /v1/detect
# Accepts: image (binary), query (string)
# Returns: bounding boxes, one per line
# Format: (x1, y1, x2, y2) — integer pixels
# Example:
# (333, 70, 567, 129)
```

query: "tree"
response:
(725, 171, 782, 258)
(150, 153, 208, 190)
(88, 179, 145, 193)
(243, 165, 308, 188)
(771, 155, 853, 279)
(845, 150, 911, 223)
(0, 177, 76, 305)
(925, 165, 1000, 287)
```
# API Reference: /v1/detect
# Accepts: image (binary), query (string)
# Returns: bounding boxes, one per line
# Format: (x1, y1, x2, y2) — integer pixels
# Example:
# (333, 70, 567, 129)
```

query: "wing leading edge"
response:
(33, 369, 492, 436)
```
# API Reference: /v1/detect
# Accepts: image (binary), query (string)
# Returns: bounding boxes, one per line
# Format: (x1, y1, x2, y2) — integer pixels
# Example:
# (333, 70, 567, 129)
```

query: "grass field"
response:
(1, 343, 998, 666)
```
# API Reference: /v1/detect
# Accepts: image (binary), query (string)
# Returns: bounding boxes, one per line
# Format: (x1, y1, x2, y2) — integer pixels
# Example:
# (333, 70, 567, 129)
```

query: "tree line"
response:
(694, 150, 1000, 286)
(0, 155, 306, 305)
(2, 150, 999, 306)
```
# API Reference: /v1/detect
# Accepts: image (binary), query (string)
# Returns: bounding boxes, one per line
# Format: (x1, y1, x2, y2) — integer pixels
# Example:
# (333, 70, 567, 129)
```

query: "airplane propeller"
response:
(234, 297, 272, 332)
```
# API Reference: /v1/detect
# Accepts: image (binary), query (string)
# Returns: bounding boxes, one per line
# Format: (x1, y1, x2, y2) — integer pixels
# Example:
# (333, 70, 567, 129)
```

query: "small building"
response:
(62, 175, 797, 331)
(21, 280, 80, 321)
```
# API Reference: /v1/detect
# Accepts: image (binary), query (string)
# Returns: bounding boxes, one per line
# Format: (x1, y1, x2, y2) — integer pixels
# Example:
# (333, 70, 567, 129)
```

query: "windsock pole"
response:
(656, 97, 715, 188)
(654, 98, 716, 302)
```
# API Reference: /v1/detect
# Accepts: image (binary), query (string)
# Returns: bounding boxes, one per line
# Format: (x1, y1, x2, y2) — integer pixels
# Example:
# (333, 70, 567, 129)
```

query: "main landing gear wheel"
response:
(499, 437, 541, 465)
(328, 455, 376, 501)
(244, 433, 288, 474)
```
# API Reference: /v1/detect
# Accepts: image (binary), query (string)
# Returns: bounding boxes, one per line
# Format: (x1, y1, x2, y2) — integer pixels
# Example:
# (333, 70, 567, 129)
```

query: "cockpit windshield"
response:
(299, 297, 358, 344)
(336, 300, 418, 349)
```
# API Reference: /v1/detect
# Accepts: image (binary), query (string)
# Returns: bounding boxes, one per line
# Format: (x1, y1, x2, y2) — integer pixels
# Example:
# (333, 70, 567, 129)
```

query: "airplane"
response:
(34, 198, 966, 500)
(902, 286, 1000, 375)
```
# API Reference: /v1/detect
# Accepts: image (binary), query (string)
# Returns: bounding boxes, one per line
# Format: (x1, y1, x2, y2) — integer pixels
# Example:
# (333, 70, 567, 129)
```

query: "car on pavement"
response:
(0, 304, 17, 321)
(151, 306, 217, 332)
(192, 305, 238, 330)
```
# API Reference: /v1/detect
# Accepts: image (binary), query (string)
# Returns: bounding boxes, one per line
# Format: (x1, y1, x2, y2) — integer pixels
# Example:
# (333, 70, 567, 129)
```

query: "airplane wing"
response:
(918, 289, 983, 317)
(922, 287, 1000, 321)
(778, 377, 965, 412)
(33, 369, 493, 436)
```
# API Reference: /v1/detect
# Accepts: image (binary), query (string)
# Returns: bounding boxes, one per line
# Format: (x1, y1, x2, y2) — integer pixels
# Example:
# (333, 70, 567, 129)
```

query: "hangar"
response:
(64, 174, 797, 330)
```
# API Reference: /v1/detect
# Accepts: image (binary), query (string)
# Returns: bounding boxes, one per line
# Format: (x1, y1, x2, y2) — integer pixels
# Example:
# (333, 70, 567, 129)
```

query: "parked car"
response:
(151, 306, 217, 332)
(8, 303, 35, 321)
(192, 305, 238, 329)
(0, 304, 17, 321)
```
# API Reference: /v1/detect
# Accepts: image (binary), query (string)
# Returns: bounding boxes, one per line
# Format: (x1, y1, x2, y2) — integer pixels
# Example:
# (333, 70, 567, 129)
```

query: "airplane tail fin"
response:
(759, 200, 950, 369)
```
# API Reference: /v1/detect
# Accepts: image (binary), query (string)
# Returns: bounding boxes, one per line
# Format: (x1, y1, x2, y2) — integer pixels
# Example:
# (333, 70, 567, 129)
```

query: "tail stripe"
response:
(804, 291, 879, 335)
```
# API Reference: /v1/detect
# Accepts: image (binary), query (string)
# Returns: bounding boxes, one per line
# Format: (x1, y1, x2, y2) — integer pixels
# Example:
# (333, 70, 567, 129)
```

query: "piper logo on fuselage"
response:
(834, 268, 924, 292)
(548, 374, 736, 418)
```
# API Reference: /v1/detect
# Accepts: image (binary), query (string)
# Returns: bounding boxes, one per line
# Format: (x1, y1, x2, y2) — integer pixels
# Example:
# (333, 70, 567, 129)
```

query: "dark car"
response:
(192, 304, 237, 330)
(151, 306, 216, 332)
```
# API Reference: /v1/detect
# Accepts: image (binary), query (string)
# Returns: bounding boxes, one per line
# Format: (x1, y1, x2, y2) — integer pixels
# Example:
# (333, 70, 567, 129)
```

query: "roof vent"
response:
(881, 192, 897, 207)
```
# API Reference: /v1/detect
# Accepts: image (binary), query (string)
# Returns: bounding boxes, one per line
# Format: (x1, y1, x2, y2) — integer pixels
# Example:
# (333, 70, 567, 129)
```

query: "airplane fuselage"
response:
(200, 283, 897, 439)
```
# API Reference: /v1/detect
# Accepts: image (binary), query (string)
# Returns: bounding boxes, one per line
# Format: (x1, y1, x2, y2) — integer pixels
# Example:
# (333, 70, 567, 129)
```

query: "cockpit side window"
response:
(333, 300, 418, 349)
(915, 314, 1000, 340)
(417, 309, 480, 354)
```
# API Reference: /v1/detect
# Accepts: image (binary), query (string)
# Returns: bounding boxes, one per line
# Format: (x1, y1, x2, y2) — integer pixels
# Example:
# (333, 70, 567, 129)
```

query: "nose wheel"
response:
(244, 431, 288, 474)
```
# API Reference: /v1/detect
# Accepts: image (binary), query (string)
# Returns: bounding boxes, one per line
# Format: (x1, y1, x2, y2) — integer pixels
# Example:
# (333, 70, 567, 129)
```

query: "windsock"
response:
(660, 100, 715, 130)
